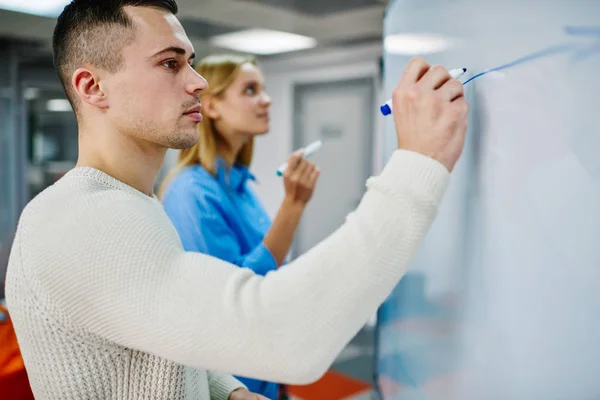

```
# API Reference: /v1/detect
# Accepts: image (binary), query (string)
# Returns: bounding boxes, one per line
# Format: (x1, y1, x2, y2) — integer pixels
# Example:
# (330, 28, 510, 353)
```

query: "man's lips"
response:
(183, 105, 203, 122)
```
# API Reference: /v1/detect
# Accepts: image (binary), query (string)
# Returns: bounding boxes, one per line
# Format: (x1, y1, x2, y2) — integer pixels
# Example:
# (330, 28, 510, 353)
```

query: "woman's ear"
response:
(202, 95, 221, 120)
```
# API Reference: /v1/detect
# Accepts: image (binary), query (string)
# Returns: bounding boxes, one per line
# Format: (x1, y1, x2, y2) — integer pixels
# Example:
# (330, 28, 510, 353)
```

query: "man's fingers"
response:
(398, 57, 430, 88)
(439, 78, 465, 102)
(419, 64, 452, 91)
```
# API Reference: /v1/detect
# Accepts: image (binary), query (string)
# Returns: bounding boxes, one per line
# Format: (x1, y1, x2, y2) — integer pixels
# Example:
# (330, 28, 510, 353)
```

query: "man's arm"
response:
(207, 371, 245, 400)
(35, 149, 448, 384)
(35, 58, 468, 385)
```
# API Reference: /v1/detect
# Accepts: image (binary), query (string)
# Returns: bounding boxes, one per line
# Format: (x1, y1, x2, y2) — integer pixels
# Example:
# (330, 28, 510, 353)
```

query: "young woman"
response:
(160, 54, 320, 399)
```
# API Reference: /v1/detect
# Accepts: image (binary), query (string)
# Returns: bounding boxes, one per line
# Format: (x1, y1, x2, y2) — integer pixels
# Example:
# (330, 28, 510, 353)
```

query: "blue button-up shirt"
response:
(162, 158, 279, 399)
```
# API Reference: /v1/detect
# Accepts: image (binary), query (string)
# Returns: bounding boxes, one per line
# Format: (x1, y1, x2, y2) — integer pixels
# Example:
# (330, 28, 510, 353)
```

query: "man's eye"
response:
(163, 60, 178, 69)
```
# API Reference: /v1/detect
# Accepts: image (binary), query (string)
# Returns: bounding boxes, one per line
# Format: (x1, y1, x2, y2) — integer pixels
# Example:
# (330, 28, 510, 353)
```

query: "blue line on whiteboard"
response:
(463, 26, 600, 85)
(462, 44, 573, 85)
(565, 26, 600, 62)
(564, 26, 600, 36)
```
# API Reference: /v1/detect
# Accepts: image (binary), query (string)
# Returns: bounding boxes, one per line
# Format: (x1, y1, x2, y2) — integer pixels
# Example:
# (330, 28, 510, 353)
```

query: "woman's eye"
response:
(245, 86, 257, 95)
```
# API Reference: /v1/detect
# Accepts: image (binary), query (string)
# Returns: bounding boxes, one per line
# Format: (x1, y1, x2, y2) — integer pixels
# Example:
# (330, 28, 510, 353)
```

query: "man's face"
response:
(105, 6, 207, 149)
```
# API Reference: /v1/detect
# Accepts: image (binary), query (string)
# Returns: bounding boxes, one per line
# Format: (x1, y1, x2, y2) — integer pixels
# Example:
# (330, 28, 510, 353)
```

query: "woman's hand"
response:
(282, 151, 320, 206)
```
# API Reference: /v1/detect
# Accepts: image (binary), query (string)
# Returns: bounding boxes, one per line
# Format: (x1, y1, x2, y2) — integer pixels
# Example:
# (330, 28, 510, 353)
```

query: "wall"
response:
(251, 43, 384, 218)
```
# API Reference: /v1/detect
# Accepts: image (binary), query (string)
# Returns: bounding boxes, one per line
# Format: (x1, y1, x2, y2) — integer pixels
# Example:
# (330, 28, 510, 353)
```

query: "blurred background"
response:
(2, 0, 600, 399)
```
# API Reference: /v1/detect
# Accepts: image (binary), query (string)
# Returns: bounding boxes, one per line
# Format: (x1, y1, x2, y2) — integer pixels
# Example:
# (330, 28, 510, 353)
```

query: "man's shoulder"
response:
(19, 173, 155, 245)
(23, 172, 142, 218)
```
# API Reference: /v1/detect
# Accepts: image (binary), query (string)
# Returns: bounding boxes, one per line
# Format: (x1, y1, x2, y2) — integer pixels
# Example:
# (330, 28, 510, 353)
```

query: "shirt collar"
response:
(215, 157, 256, 192)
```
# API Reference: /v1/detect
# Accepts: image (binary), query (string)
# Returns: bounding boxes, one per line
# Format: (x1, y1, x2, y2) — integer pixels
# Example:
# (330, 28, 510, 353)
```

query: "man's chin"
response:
(168, 130, 200, 150)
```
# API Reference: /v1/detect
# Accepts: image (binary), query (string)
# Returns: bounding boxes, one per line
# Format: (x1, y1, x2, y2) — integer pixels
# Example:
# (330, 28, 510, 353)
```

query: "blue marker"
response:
(380, 68, 468, 116)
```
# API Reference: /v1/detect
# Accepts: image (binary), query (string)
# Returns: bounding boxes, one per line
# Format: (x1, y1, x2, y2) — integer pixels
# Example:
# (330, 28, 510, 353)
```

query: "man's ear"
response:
(72, 66, 108, 109)
(202, 95, 221, 120)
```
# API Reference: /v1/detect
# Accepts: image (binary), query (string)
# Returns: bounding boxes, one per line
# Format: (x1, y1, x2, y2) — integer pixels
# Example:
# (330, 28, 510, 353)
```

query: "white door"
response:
(293, 78, 374, 257)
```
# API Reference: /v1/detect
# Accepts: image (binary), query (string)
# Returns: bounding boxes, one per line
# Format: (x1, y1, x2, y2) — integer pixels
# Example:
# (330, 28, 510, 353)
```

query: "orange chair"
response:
(0, 301, 34, 400)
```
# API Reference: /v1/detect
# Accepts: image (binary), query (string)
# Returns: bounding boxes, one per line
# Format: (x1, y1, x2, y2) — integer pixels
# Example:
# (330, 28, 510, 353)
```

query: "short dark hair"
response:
(52, 0, 179, 113)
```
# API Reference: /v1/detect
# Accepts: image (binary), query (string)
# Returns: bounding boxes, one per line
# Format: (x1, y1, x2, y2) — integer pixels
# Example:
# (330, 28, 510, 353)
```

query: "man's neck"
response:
(76, 131, 166, 197)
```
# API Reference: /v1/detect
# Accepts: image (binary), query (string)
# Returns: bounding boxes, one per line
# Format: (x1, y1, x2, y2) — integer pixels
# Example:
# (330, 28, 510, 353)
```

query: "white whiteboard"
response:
(379, 0, 600, 398)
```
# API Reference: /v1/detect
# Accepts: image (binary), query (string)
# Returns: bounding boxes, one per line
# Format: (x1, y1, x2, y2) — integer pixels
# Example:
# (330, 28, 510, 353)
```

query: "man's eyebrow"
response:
(150, 46, 195, 60)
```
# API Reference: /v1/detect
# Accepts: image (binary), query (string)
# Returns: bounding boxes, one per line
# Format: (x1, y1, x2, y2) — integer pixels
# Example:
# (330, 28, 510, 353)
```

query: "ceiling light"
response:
(47, 99, 72, 112)
(0, 0, 69, 17)
(209, 28, 318, 55)
(384, 33, 459, 55)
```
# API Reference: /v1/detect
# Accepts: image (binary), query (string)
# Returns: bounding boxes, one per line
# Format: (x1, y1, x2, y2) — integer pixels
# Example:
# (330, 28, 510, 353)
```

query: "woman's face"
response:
(212, 62, 272, 140)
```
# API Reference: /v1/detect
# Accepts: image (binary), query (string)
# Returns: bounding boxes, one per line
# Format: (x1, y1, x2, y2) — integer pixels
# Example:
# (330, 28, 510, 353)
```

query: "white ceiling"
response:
(0, 0, 388, 60)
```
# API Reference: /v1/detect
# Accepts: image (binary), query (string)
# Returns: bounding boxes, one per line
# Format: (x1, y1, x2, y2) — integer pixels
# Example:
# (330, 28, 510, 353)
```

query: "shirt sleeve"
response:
(163, 179, 277, 276)
(207, 370, 245, 400)
(25, 150, 449, 385)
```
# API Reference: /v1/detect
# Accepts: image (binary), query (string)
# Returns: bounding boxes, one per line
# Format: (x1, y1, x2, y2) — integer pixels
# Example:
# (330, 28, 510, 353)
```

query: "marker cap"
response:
(380, 104, 392, 116)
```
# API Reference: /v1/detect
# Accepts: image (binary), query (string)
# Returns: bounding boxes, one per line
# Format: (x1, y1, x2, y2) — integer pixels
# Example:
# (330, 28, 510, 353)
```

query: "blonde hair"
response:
(159, 54, 257, 198)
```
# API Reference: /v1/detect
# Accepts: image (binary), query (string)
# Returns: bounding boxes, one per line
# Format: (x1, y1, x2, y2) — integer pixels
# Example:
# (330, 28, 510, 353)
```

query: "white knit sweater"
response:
(5, 150, 449, 399)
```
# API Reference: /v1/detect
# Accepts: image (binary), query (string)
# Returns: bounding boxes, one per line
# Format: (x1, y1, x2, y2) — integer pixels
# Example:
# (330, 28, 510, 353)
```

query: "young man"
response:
(5, 1, 469, 399)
